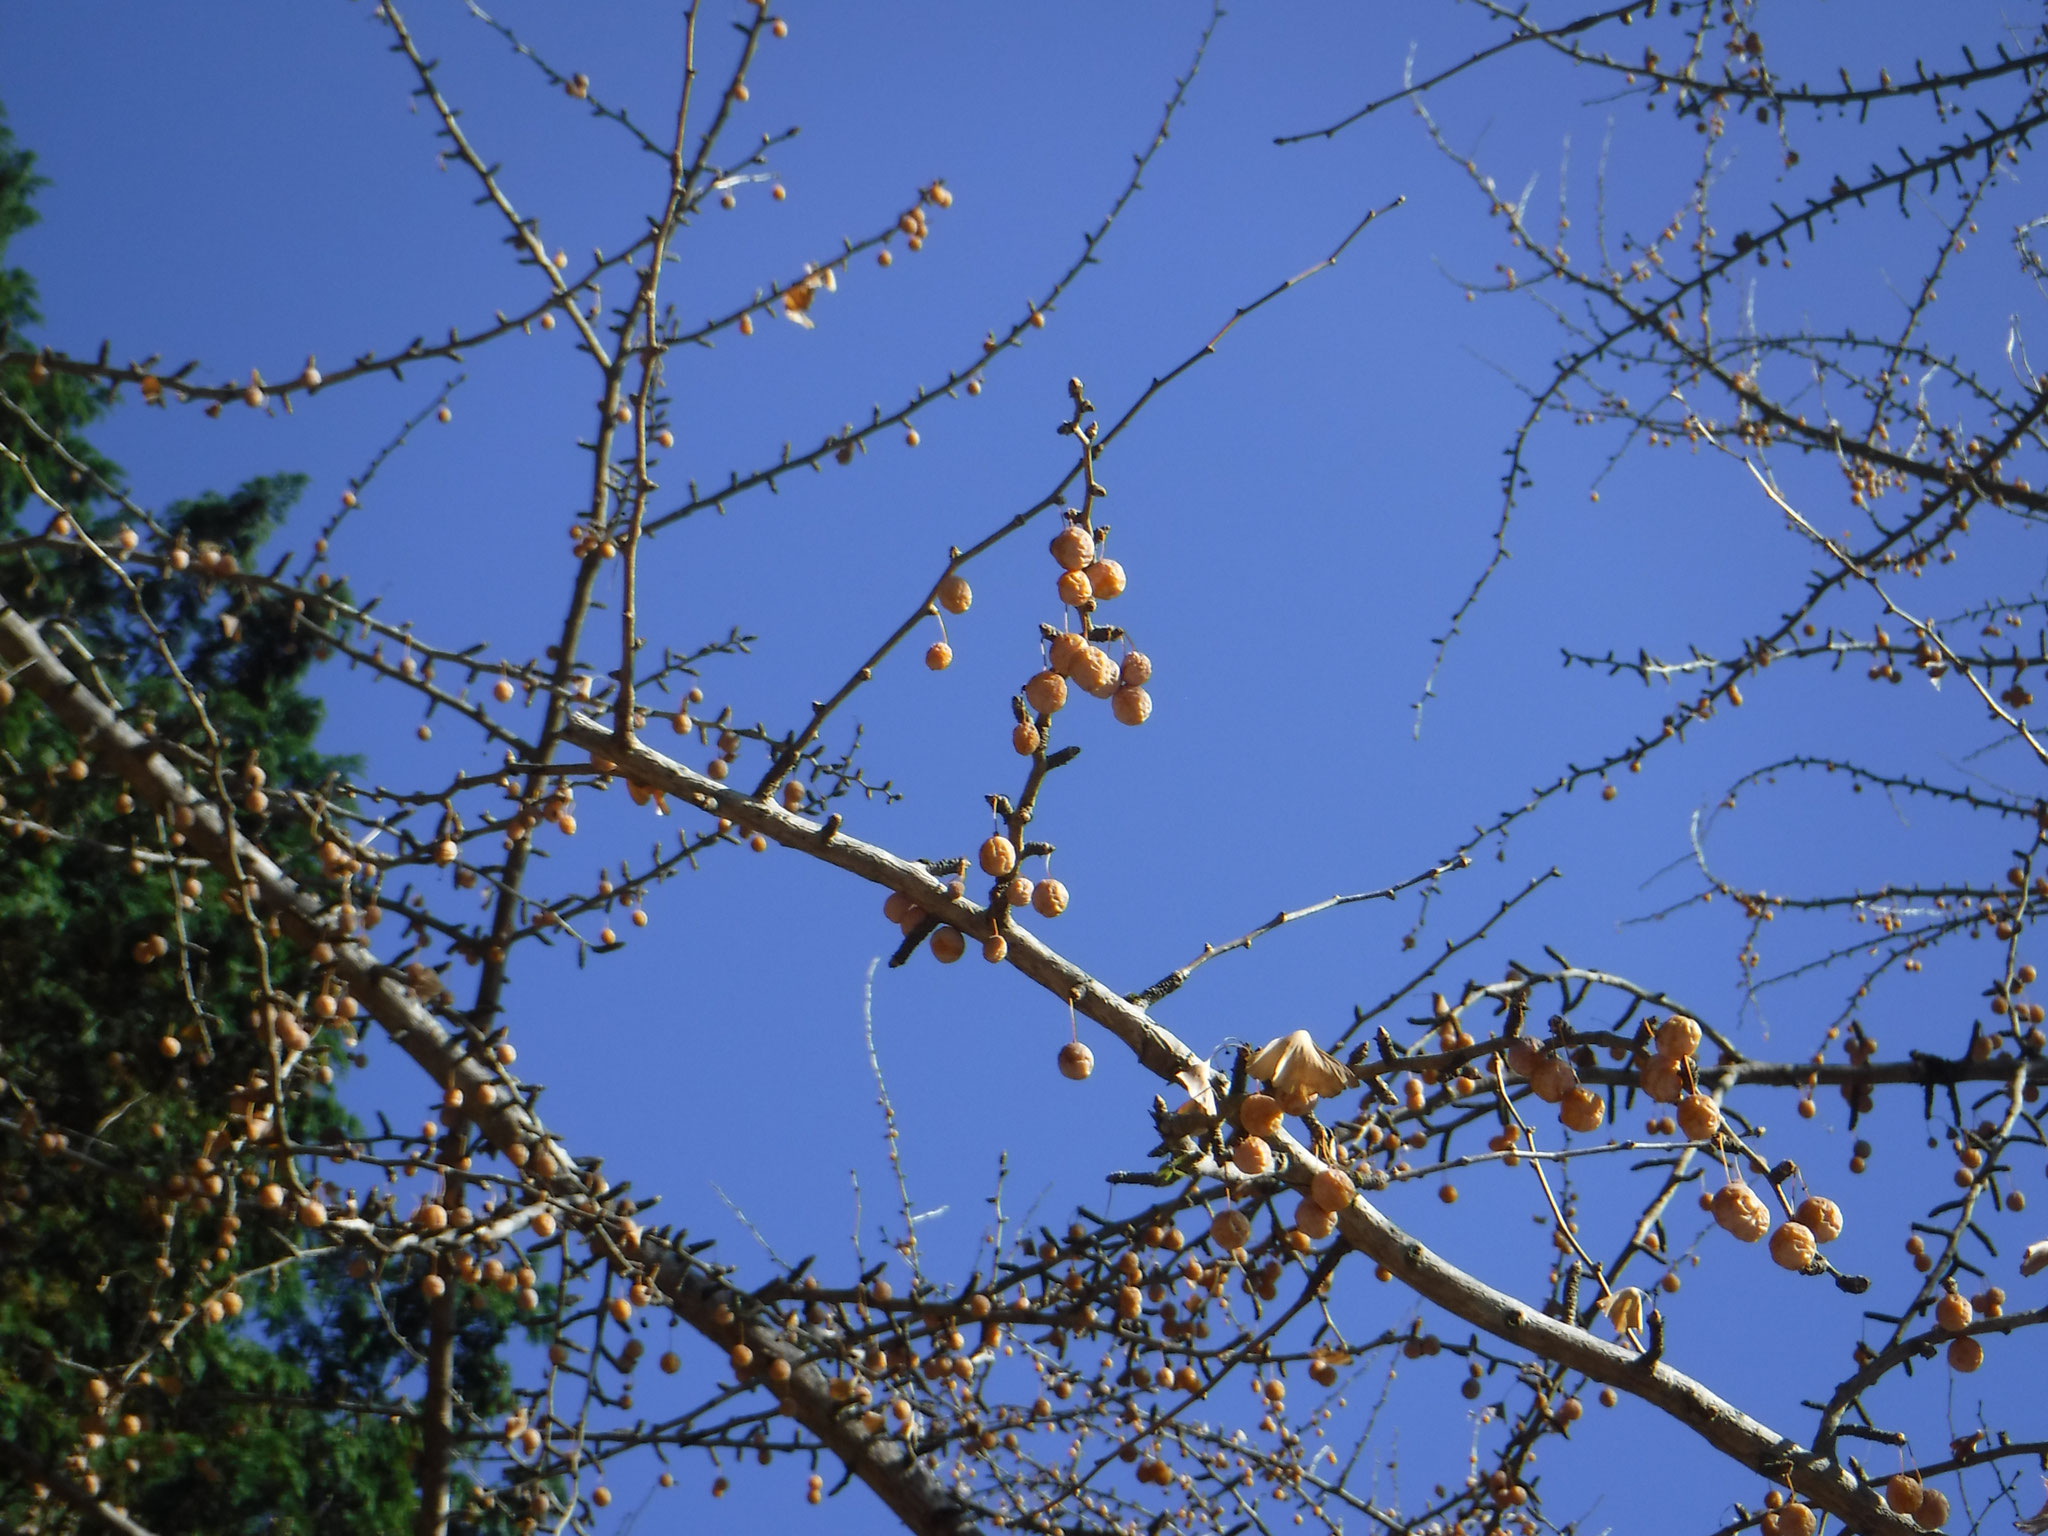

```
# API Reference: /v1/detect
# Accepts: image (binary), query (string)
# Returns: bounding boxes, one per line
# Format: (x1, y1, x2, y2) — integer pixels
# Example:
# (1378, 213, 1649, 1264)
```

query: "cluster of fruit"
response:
(1020, 516, 1153, 731)
(1705, 1178, 1844, 1277)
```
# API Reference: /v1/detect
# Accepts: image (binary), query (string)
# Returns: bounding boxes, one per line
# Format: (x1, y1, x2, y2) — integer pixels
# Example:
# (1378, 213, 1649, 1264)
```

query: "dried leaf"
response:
(1246, 1030, 1355, 1104)
(1601, 1286, 1647, 1345)
(1174, 1065, 1218, 1117)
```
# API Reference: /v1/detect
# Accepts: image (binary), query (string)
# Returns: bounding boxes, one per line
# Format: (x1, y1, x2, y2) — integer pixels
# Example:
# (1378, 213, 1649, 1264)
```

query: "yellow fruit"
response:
(1085, 559, 1126, 600)
(1057, 1042, 1093, 1080)
(1056, 569, 1092, 608)
(1934, 1290, 1973, 1332)
(979, 836, 1017, 876)
(937, 574, 971, 613)
(1915, 1487, 1950, 1528)
(925, 642, 953, 672)
(1884, 1475, 1923, 1515)
(1119, 650, 1153, 686)
(930, 927, 966, 963)
(1032, 878, 1068, 918)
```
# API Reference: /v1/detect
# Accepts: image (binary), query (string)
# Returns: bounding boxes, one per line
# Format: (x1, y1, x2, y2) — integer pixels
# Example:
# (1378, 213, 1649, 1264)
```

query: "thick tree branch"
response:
(0, 596, 986, 1536)
(566, 713, 1928, 1536)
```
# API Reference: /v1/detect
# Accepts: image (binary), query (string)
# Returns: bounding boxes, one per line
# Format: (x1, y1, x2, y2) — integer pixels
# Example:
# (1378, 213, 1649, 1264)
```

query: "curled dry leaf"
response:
(1601, 1286, 1647, 1344)
(1174, 1065, 1218, 1118)
(2013, 1479, 2048, 1534)
(1246, 1030, 1355, 1105)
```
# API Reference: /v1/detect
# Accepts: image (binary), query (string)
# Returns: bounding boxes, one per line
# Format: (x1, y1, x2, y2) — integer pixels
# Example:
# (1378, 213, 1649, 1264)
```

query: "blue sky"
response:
(6, 3, 2043, 1531)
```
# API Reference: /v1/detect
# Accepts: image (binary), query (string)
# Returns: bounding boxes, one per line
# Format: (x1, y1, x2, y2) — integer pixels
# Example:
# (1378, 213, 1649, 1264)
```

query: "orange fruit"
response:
(1710, 1183, 1769, 1242)
(1111, 686, 1152, 725)
(1769, 1220, 1816, 1271)
(1050, 525, 1095, 571)
(1024, 671, 1068, 714)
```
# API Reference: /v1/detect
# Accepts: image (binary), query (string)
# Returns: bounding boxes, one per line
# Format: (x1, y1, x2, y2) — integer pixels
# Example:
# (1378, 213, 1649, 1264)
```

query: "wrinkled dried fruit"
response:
(1032, 878, 1068, 918)
(1884, 1475, 1924, 1516)
(1656, 1015, 1702, 1060)
(980, 836, 1017, 876)
(937, 574, 972, 614)
(1675, 1092, 1721, 1142)
(930, 927, 966, 963)
(1111, 686, 1152, 726)
(1086, 559, 1126, 599)
(1071, 646, 1119, 699)
(1057, 1042, 1094, 1081)
(1711, 1182, 1770, 1242)
(1050, 525, 1096, 571)
(1638, 1055, 1685, 1104)
(1769, 1220, 1816, 1272)
(1559, 1086, 1605, 1133)
(1119, 651, 1153, 686)
(1024, 671, 1068, 714)
(1794, 1195, 1842, 1244)
(1915, 1487, 1950, 1529)
(1528, 1054, 1578, 1105)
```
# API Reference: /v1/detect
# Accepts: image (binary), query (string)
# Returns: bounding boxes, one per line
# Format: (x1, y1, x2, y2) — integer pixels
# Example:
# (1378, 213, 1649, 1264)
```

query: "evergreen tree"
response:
(0, 107, 527, 1536)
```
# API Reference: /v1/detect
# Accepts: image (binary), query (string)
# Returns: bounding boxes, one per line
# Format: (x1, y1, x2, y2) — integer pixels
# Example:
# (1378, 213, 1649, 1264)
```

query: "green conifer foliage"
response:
(0, 108, 529, 1536)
